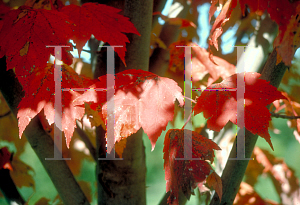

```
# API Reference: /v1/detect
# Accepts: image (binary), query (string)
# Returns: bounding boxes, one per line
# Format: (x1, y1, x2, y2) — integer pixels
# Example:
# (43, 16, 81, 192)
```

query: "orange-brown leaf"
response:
(206, 171, 222, 201)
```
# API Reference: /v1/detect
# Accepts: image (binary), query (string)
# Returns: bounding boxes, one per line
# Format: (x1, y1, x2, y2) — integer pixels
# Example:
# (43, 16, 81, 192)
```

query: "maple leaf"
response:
(168, 40, 235, 86)
(192, 45, 236, 86)
(234, 0, 300, 66)
(272, 92, 300, 143)
(244, 147, 300, 204)
(17, 63, 95, 148)
(208, 0, 300, 65)
(163, 129, 221, 205)
(75, 69, 184, 154)
(0, 6, 73, 75)
(208, 0, 218, 24)
(11, 158, 35, 190)
(273, 3, 300, 66)
(0, 1, 10, 31)
(206, 171, 222, 201)
(193, 72, 286, 150)
(168, 40, 186, 73)
(209, 0, 300, 65)
(208, 0, 234, 52)
(234, 182, 279, 205)
(24, 0, 54, 10)
(61, 3, 140, 63)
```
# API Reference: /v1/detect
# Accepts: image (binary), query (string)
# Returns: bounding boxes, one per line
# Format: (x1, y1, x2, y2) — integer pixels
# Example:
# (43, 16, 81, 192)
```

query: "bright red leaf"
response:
(61, 3, 140, 63)
(0, 1, 10, 31)
(17, 63, 94, 148)
(193, 72, 286, 150)
(75, 69, 184, 154)
(163, 129, 221, 205)
(0, 6, 73, 75)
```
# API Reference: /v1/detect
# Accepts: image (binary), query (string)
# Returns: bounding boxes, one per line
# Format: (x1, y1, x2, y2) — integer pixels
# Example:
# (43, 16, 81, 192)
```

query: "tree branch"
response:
(152, 0, 168, 28)
(270, 112, 300, 119)
(0, 57, 89, 205)
(158, 190, 187, 205)
(209, 49, 289, 205)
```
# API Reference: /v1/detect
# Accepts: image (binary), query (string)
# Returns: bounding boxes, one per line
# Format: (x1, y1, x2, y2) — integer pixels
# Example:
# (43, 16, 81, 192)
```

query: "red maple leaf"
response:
(192, 45, 236, 86)
(17, 63, 95, 147)
(0, 1, 10, 31)
(168, 40, 236, 86)
(75, 69, 184, 154)
(61, 3, 140, 64)
(163, 129, 221, 205)
(0, 6, 73, 75)
(193, 72, 286, 150)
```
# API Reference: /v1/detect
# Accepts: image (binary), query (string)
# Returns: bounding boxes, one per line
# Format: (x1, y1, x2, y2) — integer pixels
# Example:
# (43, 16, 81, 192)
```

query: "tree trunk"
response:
(95, 0, 153, 204)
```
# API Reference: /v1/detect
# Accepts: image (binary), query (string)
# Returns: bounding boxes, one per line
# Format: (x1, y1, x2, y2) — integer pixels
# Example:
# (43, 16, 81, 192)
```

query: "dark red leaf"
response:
(163, 129, 221, 205)
(0, 7, 73, 74)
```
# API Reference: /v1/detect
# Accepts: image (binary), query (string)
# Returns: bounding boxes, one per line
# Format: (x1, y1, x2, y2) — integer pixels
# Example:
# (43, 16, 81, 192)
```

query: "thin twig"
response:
(184, 96, 197, 104)
(270, 112, 300, 119)
(182, 110, 193, 129)
(181, 97, 197, 129)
